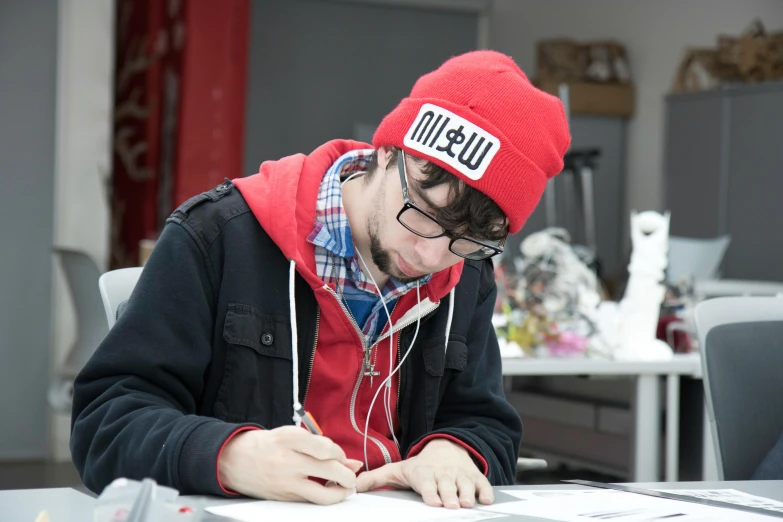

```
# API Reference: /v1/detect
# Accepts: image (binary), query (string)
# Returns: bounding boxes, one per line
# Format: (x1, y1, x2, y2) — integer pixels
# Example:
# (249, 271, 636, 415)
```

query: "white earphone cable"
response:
(354, 249, 401, 454)
(361, 283, 422, 472)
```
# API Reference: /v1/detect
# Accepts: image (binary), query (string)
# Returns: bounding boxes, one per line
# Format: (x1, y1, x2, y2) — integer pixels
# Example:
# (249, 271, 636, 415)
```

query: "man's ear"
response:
(376, 146, 393, 171)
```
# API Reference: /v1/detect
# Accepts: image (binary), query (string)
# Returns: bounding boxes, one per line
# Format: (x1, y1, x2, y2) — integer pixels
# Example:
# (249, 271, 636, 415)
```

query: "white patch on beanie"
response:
(403, 103, 499, 181)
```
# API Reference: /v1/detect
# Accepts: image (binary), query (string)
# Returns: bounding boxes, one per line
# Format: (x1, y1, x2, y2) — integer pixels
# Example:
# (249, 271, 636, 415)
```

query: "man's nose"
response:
(414, 235, 452, 269)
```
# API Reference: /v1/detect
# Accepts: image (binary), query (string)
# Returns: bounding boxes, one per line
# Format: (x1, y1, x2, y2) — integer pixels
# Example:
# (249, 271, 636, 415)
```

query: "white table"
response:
(695, 278, 783, 298)
(0, 488, 95, 522)
(5, 481, 781, 522)
(501, 354, 704, 483)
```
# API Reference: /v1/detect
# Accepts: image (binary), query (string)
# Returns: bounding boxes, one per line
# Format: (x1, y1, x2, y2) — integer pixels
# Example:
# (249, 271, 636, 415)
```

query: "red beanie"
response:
(373, 50, 571, 234)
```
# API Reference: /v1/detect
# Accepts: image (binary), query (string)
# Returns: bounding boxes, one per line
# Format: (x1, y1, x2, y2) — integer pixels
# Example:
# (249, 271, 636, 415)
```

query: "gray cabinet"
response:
(664, 92, 725, 239)
(664, 82, 783, 281)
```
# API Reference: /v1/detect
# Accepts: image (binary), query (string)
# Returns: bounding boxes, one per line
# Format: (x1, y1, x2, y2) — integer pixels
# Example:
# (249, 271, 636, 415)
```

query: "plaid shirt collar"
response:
(306, 149, 431, 335)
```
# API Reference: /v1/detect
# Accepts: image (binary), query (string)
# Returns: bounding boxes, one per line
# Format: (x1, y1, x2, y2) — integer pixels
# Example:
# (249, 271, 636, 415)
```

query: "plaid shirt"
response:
(307, 149, 430, 344)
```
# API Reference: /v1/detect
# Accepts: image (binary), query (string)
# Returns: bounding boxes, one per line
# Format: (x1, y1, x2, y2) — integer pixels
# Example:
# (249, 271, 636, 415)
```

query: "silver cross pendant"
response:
(364, 364, 380, 387)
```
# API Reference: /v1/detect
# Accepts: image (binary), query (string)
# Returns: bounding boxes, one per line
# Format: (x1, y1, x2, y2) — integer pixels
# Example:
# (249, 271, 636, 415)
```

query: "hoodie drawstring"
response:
(444, 288, 455, 355)
(289, 260, 302, 427)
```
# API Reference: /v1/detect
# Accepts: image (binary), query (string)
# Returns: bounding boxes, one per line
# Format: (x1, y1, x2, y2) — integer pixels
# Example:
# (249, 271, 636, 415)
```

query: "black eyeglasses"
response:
(396, 150, 506, 261)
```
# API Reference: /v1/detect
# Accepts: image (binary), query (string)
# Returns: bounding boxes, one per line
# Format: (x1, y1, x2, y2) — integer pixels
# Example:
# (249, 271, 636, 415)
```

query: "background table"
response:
(501, 353, 705, 482)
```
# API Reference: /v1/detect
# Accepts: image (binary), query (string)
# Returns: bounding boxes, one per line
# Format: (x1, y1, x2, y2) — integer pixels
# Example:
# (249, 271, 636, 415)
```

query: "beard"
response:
(367, 212, 421, 285)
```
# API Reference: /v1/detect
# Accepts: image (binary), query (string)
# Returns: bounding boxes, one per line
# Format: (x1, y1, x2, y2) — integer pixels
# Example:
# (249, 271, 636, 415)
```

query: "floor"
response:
(0, 460, 621, 494)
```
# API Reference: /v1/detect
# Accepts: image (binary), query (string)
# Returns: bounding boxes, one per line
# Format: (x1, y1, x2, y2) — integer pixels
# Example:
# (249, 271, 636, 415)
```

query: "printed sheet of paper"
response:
(482, 489, 781, 521)
(497, 489, 602, 501)
(657, 489, 783, 514)
(207, 493, 507, 522)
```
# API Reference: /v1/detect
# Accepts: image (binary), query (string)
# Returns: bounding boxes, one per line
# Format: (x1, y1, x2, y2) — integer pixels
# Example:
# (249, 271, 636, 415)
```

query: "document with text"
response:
(477, 489, 781, 521)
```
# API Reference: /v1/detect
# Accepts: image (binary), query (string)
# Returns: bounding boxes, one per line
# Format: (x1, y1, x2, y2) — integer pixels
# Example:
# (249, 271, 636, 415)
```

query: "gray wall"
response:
(244, 0, 478, 172)
(0, 0, 58, 458)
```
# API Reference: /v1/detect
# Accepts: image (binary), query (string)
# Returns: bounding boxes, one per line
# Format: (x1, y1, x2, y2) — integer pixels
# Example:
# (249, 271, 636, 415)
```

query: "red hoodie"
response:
(233, 140, 464, 472)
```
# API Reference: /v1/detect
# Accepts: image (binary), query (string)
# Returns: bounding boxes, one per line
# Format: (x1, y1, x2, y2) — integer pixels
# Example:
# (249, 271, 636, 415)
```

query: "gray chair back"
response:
(98, 266, 144, 329)
(49, 248, 109, 412)
(694, 296, 783, 480)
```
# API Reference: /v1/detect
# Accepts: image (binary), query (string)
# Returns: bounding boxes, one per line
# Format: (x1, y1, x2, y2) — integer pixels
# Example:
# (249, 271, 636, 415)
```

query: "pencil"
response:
(297, 407, 323, 435)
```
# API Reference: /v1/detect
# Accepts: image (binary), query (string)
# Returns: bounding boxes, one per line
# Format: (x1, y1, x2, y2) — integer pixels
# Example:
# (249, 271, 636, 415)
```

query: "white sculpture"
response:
(612, 210, 674, 361)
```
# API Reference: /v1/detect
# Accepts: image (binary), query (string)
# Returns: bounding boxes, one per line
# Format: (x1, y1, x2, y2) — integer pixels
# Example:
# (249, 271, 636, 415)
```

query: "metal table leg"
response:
(632, 374, 661, 482)
(666, 374, 681, 481)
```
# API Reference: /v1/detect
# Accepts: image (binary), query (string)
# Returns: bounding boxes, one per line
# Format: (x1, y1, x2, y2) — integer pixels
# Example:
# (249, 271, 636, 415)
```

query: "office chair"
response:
(694, 296, 783, 480)
(516, 457, 547, 473)
(98, 266, 144, 329)
(49, 248, 109, 412)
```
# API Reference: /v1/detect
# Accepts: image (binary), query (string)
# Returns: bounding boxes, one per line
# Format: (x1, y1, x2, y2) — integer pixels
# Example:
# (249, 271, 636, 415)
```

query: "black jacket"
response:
(70, 181, 523, 496)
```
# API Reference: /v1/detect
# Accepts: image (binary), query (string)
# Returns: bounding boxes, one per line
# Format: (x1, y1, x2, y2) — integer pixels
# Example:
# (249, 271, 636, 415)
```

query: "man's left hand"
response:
(355, 439, 493, 508)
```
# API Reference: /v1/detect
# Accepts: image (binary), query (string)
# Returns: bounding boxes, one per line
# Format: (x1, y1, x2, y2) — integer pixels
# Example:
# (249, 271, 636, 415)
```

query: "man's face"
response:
(366, 150, 463, 283)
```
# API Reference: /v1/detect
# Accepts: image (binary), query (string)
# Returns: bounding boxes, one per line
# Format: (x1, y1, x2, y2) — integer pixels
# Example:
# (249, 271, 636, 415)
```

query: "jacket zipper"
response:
(385, 304, 441, 442)
(324, 285, 392, 465)
(301, 306, 320, 406)
(376, 299, 442, 453)
(323, 285, 442, 465)
(396, 333, 402, 436)
(373, 301, 439, 345)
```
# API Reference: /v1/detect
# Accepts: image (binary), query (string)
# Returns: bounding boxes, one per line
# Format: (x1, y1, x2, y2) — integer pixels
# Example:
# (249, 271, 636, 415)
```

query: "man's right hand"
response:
(217, 426, 363, 504)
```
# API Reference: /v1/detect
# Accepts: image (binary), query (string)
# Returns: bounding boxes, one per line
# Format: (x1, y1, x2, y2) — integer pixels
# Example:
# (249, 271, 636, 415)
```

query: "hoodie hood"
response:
(233, 139, 463, 302)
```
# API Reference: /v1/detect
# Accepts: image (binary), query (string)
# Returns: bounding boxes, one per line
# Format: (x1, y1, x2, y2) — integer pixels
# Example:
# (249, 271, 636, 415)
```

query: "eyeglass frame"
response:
(395, 150, 506, 261)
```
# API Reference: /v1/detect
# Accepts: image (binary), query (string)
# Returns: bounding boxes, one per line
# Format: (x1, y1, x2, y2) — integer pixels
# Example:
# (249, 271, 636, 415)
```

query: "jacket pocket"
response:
(214, 303, 293, 426)
(420, 335, 468, 431)
(423, 335, 468, 377)
(223, 304, 292, 360)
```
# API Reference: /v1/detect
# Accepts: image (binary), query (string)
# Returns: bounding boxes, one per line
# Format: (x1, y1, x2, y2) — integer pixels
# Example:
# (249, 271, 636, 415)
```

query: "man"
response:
(71, 50, 570, 508)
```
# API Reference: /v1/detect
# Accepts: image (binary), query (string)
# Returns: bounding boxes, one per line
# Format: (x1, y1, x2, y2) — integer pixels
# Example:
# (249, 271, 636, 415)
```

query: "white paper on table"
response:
(482, 489, 780, 521)
(657, 489, 783, 514)
(206, 493, 508, 522)
(499, 489, 603, 501)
